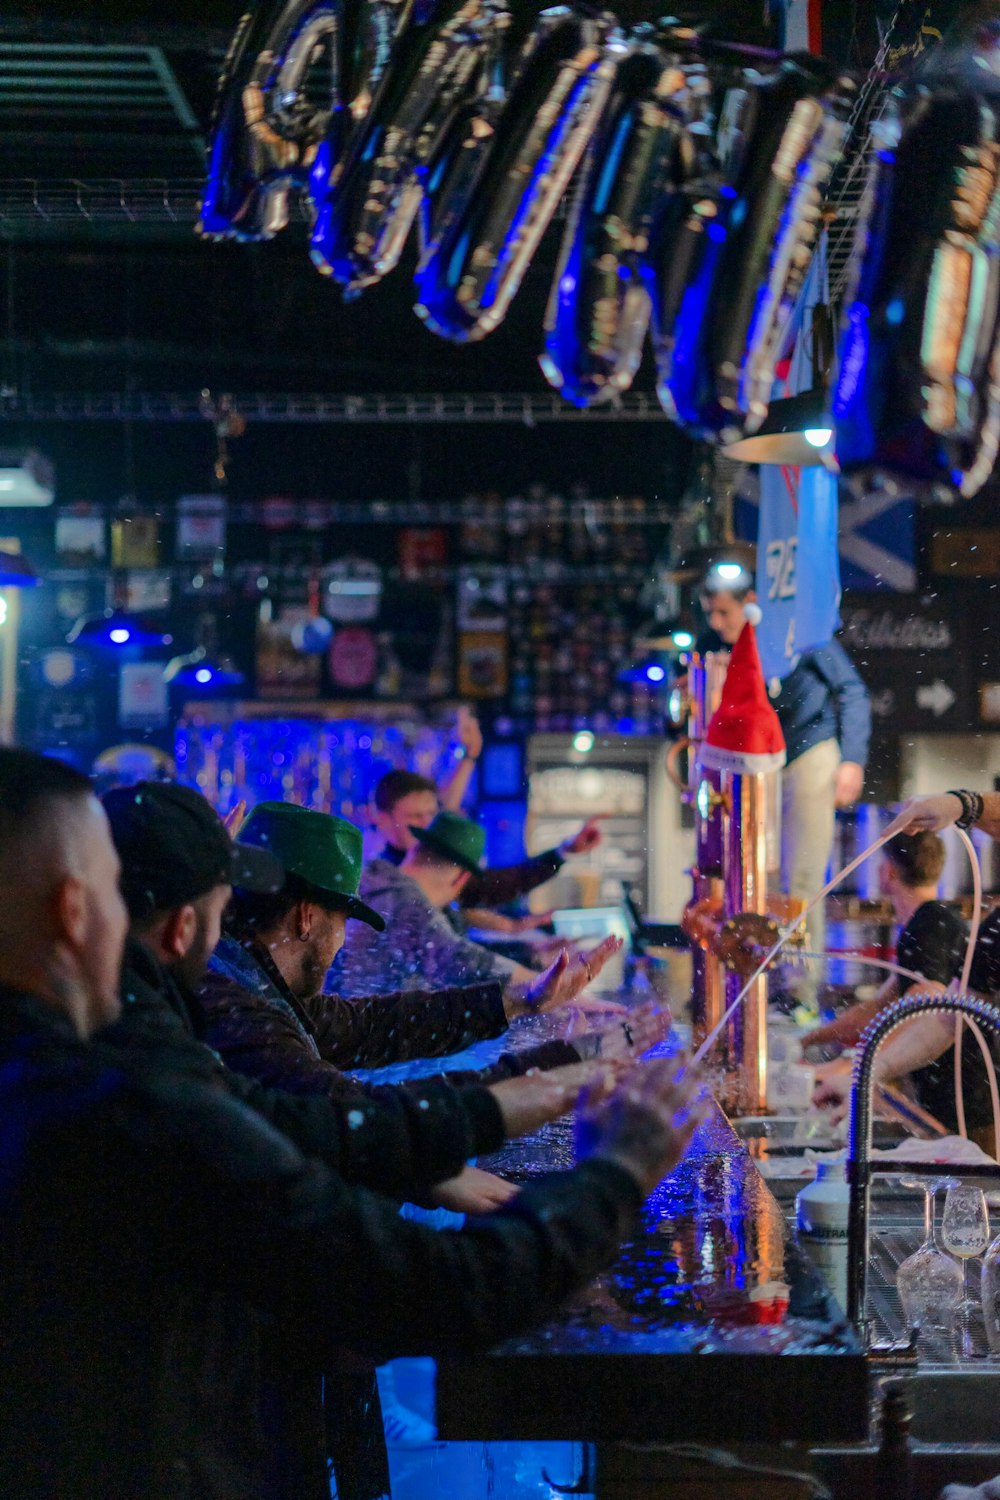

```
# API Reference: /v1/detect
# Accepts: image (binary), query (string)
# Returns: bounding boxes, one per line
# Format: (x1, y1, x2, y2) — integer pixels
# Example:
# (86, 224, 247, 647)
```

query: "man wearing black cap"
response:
(101, 782, 602, 1204)
(105, 780, 283, 990)
(0, 747, 708, 1500)
(100, 781, 625, 1500)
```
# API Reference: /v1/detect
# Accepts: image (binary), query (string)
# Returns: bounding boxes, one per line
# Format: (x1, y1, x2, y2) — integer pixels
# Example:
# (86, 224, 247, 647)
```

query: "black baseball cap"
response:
(102, 781, 284, 919)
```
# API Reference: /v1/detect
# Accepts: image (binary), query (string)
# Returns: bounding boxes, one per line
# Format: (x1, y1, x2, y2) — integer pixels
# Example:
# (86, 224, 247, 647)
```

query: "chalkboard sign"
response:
(839, 592, 970, 731)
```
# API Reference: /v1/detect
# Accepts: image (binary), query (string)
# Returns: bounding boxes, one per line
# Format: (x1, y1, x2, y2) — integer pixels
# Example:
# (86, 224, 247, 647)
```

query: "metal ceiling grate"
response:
(825, 6, 905, 306)
(0, 44, 200, 134)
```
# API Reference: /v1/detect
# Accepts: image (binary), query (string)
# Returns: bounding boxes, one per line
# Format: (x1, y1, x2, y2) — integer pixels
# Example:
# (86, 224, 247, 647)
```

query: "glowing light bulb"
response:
(804, 426, 833, 448)
(645, 665, 666, 682)
(573, 731, 595, 753)
(671, 630, 694, 650)
(109, 627, 131, 644)
(195, 667, 213, 684)
(714, 562, 744, 582)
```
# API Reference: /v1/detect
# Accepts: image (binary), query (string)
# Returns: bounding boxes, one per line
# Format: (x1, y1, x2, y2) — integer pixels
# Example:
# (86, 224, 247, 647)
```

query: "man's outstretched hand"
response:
(560, 817, 606, 857)
(489, 1060, 616, 1139)
(429, 1164, 519, 1214)
(571, 1001, 673, 1063)
(576, 1054, 707, 1197)
(895, 793, 964, 834)
(503, 935, 626, 1019)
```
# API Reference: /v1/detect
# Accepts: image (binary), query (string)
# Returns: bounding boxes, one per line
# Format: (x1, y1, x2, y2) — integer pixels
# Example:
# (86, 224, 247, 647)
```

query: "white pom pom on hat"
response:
(743, 601, 763, 626)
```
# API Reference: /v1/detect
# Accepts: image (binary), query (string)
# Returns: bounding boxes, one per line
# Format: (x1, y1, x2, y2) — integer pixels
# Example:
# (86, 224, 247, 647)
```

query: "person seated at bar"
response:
(805, 832, 1000, 1143)
(0, 746, 705, 1500)
(104, 784, 617, 1202)
(813, 792, 1000, 1148)
(371, 764, 604, 930)
(202, 802, 649, 1128)
(102, 779, 619, 1491)
(335, 808, 620, 999)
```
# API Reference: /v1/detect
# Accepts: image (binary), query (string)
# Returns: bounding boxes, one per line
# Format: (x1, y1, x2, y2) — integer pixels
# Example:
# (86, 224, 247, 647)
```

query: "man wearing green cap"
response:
(203, 803, 627, 1085)
(333, 809, 618, 1000)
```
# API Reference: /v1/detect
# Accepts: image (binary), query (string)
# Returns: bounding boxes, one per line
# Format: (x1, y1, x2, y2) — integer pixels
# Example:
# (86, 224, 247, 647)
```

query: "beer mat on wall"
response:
(328, 626, 378, 689)
(458, 632, 508, 698)
(255, 607, 323, 699)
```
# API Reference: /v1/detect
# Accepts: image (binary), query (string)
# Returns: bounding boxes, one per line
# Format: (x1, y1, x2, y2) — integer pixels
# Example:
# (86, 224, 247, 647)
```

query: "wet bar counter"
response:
(437, 1102, 867, 1446)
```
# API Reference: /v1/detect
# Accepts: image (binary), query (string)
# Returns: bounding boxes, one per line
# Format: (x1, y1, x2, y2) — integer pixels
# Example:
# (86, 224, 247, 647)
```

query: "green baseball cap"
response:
(238, 801, 386, 931)
(410, 810, 486, 876)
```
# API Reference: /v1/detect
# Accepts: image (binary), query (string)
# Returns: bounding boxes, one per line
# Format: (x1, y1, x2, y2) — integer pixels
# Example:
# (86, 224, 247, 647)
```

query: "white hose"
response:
(688, 812, 1000, 1156)
(953, 828, 998, 1149)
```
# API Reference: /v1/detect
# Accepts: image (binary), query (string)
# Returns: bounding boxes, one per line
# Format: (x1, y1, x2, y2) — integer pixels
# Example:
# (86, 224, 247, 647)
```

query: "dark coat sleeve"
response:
(810, 640, 872, 769)
(112, 972, 505, 1197)
(459, 849, 565, 909)
(134, 1073, 644, 1364)
(301, 980, 510, 1069)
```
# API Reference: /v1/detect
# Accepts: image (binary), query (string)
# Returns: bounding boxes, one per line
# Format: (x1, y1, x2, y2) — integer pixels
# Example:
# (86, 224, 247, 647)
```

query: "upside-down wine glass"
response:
(894, 1175, 962, 1354)
(940, 1183, 991, 1358)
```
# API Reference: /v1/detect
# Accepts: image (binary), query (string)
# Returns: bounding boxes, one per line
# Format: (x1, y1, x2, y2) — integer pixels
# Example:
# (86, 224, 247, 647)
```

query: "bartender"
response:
(695, 556, 872, 1013)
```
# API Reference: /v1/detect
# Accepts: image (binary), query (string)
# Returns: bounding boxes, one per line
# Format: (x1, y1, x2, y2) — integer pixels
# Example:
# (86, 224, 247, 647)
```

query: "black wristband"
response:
(948, 789, 984, 830)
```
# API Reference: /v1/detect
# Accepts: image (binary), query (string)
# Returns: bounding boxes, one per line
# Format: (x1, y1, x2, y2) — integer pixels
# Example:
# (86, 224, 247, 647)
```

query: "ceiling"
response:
(0, 0, 877, 406)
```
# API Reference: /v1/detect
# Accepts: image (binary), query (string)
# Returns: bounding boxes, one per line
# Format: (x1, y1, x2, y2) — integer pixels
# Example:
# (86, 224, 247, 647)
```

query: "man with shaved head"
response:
(0, 747, 705, 1500)
(0, 748, 128, 1036)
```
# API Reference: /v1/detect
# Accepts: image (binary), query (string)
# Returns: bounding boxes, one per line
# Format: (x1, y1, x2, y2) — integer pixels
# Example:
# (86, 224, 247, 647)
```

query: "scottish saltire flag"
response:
(753, 234, 842, 681)
(838, 491, 917, 592)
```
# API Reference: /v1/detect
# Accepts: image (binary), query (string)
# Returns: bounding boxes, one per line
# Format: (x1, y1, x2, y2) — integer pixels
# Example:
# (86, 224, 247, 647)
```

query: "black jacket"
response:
(99, 938, 506, 1200)
(197, 934, 578, 1096)
(0, 986, 641, 1500)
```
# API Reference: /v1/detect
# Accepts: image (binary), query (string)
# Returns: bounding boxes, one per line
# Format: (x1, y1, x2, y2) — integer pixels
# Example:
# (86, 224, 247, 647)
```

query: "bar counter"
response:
(437, 1101, 868, 1446)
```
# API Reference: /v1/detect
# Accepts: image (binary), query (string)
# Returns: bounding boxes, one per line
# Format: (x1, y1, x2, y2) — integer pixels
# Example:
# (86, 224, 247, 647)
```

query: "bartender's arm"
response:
(900, 790, 1000, 843)
(813, 981, 952, 1116)
(802, 974, 898, 1053)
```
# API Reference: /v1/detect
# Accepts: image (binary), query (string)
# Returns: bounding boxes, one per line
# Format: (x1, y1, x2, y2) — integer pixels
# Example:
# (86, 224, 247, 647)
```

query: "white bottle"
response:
(796, 1158, 850, 1311)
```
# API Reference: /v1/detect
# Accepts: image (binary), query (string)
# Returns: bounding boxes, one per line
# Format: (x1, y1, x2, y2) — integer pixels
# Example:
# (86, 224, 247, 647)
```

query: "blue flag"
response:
(754, 233, 841, 682)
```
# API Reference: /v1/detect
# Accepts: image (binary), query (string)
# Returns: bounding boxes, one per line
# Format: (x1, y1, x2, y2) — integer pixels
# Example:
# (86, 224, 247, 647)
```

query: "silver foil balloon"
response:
(835, 30, 1000, 500)
(539, 33, 706, 406)
(309, 0, 501, 291)
(414, 6, 623, 343)
(199, 0, 398, 242)
(644, 57, 853, 442)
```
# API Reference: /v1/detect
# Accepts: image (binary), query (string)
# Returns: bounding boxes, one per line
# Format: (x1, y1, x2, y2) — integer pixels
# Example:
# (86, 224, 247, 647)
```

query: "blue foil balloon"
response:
(309, 0, 497, 292)
(540, 35, 702, 406)
(835, 29, 1000, 500)
(414, 6, 622, 343)
(644, 57, 853, 443)
(199, 0, 395, 242)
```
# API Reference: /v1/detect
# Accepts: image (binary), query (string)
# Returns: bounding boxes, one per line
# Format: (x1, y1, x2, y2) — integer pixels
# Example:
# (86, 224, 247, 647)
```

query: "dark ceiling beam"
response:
(0, 14, 232, 51)
(0, 390, 669, 423)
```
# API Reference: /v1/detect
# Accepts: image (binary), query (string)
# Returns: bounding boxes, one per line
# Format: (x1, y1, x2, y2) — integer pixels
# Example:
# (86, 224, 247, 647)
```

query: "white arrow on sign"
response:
(916, 680, 956, 717)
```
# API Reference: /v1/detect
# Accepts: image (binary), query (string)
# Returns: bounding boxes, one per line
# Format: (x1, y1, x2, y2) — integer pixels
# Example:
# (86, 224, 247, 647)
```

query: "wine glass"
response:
(894, 1176, 962, 1352)
(940, 1184, 991, 1358)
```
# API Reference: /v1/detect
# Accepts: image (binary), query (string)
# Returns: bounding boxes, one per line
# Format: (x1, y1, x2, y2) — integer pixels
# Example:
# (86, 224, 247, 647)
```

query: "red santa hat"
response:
(698, 610, 786, 776)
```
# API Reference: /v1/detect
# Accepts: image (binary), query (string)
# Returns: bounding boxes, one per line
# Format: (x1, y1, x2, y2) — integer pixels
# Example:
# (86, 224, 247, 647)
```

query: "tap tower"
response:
(683, 617, 789, 1115)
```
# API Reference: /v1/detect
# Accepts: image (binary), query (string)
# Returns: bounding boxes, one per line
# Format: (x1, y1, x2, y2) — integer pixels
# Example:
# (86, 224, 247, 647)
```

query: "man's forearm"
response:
(439, 754, 476, 812)
(871, 1008, 954, 1086)
(974, 792, 1000, 841)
